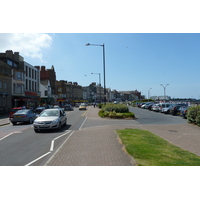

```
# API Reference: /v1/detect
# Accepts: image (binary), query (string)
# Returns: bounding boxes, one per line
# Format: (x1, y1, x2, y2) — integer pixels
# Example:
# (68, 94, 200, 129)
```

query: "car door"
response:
(59, 110, 65, 125)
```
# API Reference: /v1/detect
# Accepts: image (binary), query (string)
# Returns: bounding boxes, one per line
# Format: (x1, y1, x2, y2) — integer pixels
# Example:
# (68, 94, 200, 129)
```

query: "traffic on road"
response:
(0, 103, 188, 166)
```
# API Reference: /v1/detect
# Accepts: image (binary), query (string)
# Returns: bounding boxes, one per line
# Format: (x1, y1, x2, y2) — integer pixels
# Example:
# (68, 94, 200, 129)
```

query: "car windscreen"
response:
(14, 110, 29, 114)
(40, 110, 59, 117)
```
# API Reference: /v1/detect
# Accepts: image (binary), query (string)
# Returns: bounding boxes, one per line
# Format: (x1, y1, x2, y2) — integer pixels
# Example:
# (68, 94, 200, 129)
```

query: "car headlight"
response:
(52, 119, 59, 124)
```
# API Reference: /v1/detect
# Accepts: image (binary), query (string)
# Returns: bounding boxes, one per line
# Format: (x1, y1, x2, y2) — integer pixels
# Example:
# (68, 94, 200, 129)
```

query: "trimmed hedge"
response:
(98, 110, 135, 119)
(98, 103, 135, 119)
(187, 106, 200, 126)
(101, 103, 129, 113)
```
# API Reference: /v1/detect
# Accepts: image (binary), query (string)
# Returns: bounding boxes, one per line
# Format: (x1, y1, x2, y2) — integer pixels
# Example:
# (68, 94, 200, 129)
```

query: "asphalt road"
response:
(0, 106, 188, 166)
(0, 108, 87, 166)
(129, 107, 187, 125)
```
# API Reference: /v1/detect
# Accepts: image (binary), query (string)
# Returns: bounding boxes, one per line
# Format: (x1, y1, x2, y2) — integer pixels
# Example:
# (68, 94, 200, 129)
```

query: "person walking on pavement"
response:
(93, 102, 96, 108)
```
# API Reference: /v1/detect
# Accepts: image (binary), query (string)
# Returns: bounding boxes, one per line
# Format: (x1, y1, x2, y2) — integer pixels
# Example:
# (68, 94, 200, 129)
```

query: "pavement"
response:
(1, 108, 200, 166)
(45, 107, 200, 166)
(0, 114, 10, 126)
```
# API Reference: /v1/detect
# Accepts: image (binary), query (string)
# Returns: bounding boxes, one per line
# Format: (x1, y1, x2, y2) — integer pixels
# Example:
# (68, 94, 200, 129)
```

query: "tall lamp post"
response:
(91, 72, 101, 102)
(148, 88, 152, 100)
(86, 43, 106, 104)
(160, 84, 169, 102)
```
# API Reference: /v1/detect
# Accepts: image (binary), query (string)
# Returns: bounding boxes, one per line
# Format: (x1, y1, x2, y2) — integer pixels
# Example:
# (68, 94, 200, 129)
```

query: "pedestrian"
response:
(93, 102, 96, 108)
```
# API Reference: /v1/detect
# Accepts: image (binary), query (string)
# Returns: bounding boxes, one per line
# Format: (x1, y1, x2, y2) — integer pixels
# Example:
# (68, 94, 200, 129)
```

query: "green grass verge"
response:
(116, 129, 200, 166)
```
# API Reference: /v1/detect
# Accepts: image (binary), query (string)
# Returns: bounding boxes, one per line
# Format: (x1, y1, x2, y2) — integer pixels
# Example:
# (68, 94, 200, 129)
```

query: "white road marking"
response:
(25, 130, 71, 166)
(0, 132, 15, 141)
(25, 152, 51, 166)
(50, 131, 70, 152)
(44, 130, 74, 165)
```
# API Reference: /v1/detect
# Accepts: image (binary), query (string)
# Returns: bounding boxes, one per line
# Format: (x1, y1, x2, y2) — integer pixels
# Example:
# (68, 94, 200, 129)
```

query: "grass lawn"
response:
(116, 129, 200, 166)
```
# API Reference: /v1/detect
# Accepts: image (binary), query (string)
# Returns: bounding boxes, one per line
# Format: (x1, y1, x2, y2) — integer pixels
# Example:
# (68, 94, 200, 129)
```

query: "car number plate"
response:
(40, 125, 48, 128)
(15, 116, 21, 118)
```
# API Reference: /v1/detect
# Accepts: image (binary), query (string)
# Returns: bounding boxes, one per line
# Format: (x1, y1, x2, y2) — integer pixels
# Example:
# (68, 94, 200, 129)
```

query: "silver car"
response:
(33, 108, 67, 132)
(11, 109, 37, 125)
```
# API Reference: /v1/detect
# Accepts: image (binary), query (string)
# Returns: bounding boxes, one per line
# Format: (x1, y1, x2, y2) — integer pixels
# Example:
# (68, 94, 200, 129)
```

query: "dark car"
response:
(180, 106, 189, 119)
(9, 107, 24, 119)
(10, 109, 37, 125)
(64, 104, 73, 111)
(34, 106, 46, 114)
(169, 104, 187, 115)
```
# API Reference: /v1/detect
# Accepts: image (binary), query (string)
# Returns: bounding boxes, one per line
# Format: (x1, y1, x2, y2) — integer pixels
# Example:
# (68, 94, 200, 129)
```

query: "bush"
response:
(101, 103, 129, 113)
(187, 106, 200, 126)
(98, 110, 135, 119)
(98, 103, 103, 109)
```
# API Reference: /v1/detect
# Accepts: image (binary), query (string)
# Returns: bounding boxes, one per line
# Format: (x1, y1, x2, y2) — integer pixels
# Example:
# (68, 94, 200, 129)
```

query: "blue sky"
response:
(1, 33, 200, 99)
(1, 1, 200, 99)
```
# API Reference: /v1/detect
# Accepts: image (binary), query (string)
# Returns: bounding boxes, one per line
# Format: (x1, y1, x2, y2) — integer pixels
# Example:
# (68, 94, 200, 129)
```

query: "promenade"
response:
(45, 107, 200, 166)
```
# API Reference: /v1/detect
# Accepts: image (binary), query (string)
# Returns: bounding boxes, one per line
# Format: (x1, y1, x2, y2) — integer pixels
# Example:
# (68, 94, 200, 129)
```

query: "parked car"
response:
(53, 105, 60, 108)
(141, 102, 152, 109)
(159, 103, 171, 113)
(79, 103, 87, 110)
(181, 106, 188, 119)
(151, 104, 160, 112)
(10, 109, 37, 125)
(137, 103, 145, 108)
(169, 104, 187, 115)
(64, 104, 73, 111)
(33, 108, 67, 132)
(34, 106, 46, 114)
(177, 106, 187, 116)
(9, 107, 24, 119)
(162, 104, 175, 114)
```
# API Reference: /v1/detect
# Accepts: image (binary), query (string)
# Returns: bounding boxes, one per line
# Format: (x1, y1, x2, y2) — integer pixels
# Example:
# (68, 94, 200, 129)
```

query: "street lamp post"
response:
(160, 84, 169, 102)
(86, 43, 106, 104)
(148, 88, 152, 100)
(91, 72, 101, 102)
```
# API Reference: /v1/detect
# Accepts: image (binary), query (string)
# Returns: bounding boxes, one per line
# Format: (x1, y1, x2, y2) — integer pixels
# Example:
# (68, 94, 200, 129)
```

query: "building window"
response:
(7, 60, 12, 66)
(4, 82, 7, 89)
(32, 81, 34, 91)
(26, 66, 28, 76)
(29, 80, 31, 90)
(29, 68, 31, 78)
(0, 81, 2, 89)
(26, 79, 28, 90)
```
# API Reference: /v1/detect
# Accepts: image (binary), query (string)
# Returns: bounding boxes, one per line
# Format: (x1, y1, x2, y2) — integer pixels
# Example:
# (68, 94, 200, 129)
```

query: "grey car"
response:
(33, 108, 67, 132)
(11, 109, 37, 125)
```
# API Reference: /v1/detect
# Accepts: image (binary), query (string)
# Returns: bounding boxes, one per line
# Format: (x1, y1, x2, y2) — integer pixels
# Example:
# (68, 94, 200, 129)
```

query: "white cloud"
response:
(0, 33, 53, 62)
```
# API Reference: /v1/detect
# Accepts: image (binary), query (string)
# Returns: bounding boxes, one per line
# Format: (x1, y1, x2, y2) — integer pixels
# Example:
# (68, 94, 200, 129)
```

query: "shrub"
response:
(187, 106, 200, 126)
(98, 103, 103, 109)
(98, 110, 135, 119)
(101, 103, 129, 113)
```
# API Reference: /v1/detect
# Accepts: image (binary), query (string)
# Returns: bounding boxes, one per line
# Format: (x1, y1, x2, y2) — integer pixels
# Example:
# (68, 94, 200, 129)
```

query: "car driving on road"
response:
(10, 109, 37, 125)
(33, 108, 67, 132)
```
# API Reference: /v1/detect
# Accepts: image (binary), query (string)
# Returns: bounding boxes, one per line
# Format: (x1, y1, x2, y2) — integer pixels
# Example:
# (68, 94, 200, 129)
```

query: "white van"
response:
(159, 103, 171, 113)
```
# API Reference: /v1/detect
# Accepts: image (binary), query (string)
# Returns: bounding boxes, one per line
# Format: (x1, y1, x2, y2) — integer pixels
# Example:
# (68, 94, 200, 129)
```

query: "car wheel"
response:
(12, 122, 17, 125)
(34, 129, 39, 133)
(58, 122, 62, 130)
(64, 119, 67, 126)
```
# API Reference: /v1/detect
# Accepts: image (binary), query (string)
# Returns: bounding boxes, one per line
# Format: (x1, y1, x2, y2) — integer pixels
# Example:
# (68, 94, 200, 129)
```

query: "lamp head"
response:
(86, 43, 90, 46)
